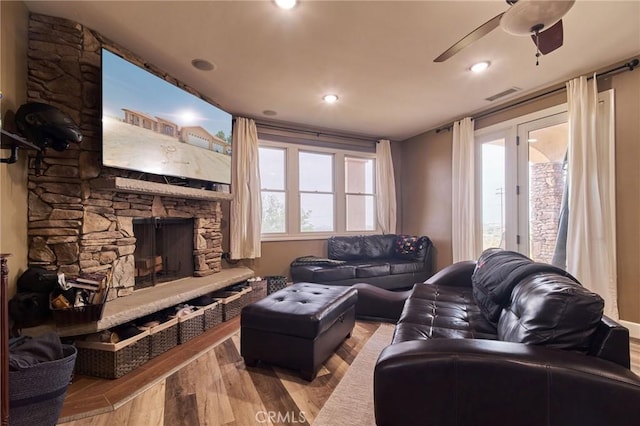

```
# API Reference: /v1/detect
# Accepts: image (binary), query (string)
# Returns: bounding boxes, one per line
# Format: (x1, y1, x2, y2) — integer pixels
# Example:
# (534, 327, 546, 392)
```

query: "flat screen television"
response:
(101, 48, 232, 185)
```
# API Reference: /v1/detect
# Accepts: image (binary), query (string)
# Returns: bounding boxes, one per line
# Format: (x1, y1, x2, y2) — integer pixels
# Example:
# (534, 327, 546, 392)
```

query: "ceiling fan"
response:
(434, 0, 576, 64)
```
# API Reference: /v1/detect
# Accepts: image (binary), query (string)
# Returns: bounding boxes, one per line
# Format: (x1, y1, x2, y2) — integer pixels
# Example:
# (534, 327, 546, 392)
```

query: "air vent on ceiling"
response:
(485, 87, 522, 102)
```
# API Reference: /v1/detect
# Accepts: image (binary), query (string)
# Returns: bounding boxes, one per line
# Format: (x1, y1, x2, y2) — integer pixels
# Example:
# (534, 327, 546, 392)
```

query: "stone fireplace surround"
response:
(24, 13, 248, 316)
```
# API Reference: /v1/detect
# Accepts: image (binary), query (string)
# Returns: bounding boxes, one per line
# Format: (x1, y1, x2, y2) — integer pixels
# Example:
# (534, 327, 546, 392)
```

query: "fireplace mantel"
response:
(54, 266, 253, 337)
(92, 177, 234, 201)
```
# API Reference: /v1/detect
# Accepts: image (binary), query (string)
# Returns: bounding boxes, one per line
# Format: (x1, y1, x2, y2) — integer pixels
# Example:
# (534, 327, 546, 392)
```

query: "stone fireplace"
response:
(24, 13, 229, 302)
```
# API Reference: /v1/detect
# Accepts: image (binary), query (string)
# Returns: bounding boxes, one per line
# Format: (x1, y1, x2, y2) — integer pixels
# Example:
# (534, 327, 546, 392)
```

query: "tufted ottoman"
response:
(240, 282, 357, 380)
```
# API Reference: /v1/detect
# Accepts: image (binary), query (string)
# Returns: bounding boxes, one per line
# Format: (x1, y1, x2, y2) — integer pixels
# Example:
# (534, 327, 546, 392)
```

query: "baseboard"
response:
(619, 320, 640, 339)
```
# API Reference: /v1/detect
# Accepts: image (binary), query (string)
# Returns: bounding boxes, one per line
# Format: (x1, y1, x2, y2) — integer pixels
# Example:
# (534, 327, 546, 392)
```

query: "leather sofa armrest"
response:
(374, 339, 640, 426)
(422, 260, 476, 287)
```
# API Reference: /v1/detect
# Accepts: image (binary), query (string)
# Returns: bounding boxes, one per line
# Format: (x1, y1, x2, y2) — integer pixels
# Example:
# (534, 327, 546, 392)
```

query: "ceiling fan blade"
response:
(532, 19, 564, 55)
(434, 12, 504, 62)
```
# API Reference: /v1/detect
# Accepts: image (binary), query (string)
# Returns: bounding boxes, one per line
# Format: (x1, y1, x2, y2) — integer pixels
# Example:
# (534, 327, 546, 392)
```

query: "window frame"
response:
(259, 139, 378, 241)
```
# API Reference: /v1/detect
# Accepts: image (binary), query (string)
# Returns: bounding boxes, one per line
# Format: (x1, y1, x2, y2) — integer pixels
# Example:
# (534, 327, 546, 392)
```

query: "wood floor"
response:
(58, 319, 383, 425)
(57, 322, 640, 426)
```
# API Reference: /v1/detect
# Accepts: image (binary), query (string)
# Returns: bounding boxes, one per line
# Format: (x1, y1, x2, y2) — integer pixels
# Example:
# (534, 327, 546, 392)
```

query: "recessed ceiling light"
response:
(263, 110, 278, 116)
(191, 59, 215, 71)
(275, 0, 297, 10)
(470, 61, 490, 73)
(323, 94, 339, 103)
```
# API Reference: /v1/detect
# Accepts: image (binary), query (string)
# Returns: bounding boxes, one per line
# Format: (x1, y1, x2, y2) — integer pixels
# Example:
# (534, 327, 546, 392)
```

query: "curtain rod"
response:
(254, 121, 380, 143)
(435, 58, 639, 133)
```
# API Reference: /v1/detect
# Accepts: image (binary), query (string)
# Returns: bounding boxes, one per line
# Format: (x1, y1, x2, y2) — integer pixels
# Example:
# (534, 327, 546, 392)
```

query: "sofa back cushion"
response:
(471, 248, 580, 327)
(498, 273, 604, 353)
(328, 236, 365, 260)
(471, 249, 532, 326)
(363, 234, 397, 259)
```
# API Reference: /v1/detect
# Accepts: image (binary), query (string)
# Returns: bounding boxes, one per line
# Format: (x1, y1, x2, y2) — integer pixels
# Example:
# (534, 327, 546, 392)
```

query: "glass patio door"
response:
(516, 113, 568, 262)
(476, 107, 568, 260)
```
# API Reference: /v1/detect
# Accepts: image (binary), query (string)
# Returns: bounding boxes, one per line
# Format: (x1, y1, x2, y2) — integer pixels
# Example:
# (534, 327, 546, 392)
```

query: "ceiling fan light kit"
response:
(434, 0, 576, 65)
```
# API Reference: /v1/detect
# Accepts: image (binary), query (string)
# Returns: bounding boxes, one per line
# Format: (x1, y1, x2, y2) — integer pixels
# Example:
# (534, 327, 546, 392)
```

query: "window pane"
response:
(346, 194, 375, 231)
(528, 122, 568, 263)
(300, 193, 333, 232)
(259, 147, 285, 190)
(481, 139, 506, 250)
(299, 152, 333, 192)
(261, 191, 286, 233)
(345, 157, 374, 193)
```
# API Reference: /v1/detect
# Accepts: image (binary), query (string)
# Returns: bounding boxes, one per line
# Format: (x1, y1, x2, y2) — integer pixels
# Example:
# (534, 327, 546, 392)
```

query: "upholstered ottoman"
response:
(240, 282, 357, 380)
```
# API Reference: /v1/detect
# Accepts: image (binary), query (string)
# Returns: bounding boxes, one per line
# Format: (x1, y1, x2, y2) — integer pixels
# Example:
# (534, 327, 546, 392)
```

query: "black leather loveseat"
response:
(374, 249, 640, 426)
(290, 234, 434, 290)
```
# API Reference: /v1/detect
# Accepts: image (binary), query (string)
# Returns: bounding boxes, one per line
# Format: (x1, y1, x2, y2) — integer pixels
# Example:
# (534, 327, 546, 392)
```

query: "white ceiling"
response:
(24, 1, 640, 141)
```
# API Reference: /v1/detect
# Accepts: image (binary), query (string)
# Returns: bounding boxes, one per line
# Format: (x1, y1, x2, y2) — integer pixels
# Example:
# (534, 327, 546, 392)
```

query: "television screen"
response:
(101, 48, 232, 185)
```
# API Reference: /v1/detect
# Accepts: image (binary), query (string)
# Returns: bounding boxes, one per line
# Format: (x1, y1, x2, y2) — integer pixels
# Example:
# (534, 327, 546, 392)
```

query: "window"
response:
(258, 140, 376, 240)
(259, 147, 287, 234)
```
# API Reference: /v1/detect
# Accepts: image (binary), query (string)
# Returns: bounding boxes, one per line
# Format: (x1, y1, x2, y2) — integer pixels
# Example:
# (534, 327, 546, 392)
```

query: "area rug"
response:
(313, 323, 394, 426)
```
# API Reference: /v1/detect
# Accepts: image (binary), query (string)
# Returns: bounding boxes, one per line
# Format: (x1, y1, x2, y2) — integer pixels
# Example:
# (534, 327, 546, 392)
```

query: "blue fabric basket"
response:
(9, 344, 77, 426)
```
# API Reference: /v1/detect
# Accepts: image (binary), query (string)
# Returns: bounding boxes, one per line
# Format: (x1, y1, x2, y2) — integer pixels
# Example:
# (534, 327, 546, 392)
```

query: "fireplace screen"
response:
(133, 218, 194, 289)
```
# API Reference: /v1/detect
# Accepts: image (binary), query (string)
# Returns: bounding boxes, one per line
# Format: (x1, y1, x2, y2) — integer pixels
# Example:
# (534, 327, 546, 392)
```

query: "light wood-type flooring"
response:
(58, 318, 382, 425)
(58, 320, 640, 426)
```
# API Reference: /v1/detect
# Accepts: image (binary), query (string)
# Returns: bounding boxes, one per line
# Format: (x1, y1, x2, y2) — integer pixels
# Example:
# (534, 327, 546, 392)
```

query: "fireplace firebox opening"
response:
(133, 218, 194, 289)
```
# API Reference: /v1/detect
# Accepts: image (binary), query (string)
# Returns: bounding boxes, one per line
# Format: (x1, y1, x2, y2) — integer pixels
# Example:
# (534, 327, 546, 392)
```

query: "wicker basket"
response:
(212, 286, 253, 321)
(75, 329, 150, 379)
(176, 308, 204, 344)
(147, 317, 179, 358)
(249, 279, 268, 303)
(50, 289, 107, 326)
(266, 275, 289, 294)
(195, 301, 223, 331)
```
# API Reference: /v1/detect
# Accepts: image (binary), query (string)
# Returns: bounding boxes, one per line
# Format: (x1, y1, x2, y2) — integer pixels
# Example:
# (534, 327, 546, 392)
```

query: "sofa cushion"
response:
(472, 249, 581, 327)
(390, 260, 424, 275)
(312, 265, 356, 281)
(363, 234, 397, 259)
(328, 236, 365, 260)
(356, 262, 391, 278)
(498, 273, 604, 353)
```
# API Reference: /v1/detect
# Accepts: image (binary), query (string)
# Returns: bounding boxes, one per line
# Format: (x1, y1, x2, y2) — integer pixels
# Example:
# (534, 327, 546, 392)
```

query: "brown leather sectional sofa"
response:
(374, 250, 640, 426)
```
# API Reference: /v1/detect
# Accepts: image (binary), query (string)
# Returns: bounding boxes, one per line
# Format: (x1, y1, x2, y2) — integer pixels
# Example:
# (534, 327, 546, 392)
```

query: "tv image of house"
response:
(103, 110, 232, 184)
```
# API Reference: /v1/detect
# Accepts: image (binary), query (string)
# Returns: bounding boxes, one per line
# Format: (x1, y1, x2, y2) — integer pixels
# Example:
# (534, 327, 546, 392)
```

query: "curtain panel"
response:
(451, 117, 476, 262)
(376, 139, 397, 234)
(230, 117, 262, 259)
(566, 78, 618, 319)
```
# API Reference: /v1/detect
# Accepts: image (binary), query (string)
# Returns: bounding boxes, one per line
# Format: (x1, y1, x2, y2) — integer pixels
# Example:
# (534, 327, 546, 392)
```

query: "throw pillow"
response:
(394, 235, 424, 259)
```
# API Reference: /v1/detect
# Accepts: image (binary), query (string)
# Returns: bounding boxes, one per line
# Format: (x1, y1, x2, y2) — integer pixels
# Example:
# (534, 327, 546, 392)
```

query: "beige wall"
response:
(0, 0, 29, 295)
(400, 62, 640, 323)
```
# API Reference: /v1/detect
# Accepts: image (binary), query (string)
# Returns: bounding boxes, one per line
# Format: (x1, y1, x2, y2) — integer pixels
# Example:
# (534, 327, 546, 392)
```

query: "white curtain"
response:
(376, 139, 397, 234)
(451, 117, 476, 262)
(230, 117, 262, 259)
(566, 77, 618, 319)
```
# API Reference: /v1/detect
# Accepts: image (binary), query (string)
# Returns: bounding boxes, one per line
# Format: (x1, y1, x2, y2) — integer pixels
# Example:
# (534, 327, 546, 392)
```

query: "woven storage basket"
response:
(194, 301, 223, 331)
(50, 289, 107, 326)
(249, 279, 268, 303)
(212, 286, 253, 321)
(176, 308, 204, 344)
(9, 344, 77, 426)
(266, 275, 289, 294)
(75, 329, 150, 379)
(148, 317, 179, 358)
